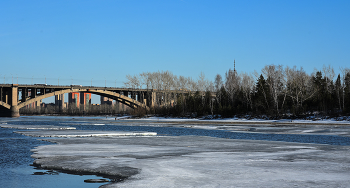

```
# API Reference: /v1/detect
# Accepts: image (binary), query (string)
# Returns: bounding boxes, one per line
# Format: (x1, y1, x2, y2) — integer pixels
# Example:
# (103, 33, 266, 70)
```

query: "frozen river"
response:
(1, 116, 350, 187)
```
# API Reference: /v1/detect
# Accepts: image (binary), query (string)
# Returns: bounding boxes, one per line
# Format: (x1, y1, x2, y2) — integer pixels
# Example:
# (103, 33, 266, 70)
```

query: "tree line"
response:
(125, 65, 350, 118)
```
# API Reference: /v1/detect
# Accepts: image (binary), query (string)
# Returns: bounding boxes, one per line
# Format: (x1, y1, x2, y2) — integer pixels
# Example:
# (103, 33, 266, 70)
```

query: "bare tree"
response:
(153, 71, 162, 90)
(179, 76, 188, 91)
(197, 71, 208, 92)
(214, 74, 224, 107)
(161, 71, 174, 91)
(206, 81, 214, 92)
(262, 65, 284, 115)
(161, 71, 175, 106)
(214, 74, 223, 92)
(341, 67, 350, 110)
(225, 68, 240, 104)
(241, 72, 255, 110)
(322, 64, 335, 93)
(140, 72, 151, 90)
(124, 74, 140, 89)
(187, 77, 198, 91)
(178, 75, 188, 114)
(285, 66, 316, 114)
(172, 75, 179, 90)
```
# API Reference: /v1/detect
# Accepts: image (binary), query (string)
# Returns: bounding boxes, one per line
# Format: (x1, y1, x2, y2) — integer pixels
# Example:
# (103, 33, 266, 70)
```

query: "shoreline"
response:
(114, 119, 350, 126)
(17, 114, 350, 126)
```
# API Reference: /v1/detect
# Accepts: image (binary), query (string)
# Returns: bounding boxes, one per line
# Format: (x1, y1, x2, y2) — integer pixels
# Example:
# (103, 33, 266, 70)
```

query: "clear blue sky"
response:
(1, 0, 350, 103)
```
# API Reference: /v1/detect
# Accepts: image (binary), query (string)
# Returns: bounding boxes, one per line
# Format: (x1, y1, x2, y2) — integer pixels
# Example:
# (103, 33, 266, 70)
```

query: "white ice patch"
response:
(273, 146, 316, 149)
(15, 130, 157, 137)
(0, 124, 76, 130)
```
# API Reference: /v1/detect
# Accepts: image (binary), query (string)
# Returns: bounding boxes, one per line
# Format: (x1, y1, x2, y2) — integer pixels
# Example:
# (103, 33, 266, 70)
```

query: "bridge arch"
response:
(87, 89, 149, 110)
(17, 88, 149, 110)
(0, 101, 11, 109)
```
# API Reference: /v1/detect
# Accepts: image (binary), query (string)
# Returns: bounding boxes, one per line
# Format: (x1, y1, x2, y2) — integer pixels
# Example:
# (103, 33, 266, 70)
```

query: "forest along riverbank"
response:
(2, 116, 350, 187)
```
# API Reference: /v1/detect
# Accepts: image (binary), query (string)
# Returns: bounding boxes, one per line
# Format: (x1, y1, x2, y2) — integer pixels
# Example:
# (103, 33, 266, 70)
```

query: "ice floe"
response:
(0, 124, 76, 130)
(15, 130, 157, 137)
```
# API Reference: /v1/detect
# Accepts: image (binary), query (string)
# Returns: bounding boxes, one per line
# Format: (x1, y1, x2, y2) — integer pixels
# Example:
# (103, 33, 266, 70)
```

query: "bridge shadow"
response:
(0, 105, 11, 117)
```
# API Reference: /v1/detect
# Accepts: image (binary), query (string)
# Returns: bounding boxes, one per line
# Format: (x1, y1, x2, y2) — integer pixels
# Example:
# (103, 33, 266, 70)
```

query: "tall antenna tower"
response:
(234, 59, 236, 73)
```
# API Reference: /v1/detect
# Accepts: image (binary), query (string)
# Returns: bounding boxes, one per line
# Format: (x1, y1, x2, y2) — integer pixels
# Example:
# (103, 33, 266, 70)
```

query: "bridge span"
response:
(0, 84, 181, 117)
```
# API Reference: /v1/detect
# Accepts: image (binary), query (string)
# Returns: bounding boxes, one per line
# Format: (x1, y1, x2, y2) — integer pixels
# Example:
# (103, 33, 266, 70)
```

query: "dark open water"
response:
(1, 116, 350, 188)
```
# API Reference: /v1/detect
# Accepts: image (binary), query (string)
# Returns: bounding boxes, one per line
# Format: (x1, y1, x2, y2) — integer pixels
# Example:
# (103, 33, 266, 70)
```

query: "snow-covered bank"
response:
(117, 116, 350, 125)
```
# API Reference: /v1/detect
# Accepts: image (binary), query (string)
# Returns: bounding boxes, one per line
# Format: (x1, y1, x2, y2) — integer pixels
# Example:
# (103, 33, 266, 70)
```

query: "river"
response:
(1, 116, 350, 188)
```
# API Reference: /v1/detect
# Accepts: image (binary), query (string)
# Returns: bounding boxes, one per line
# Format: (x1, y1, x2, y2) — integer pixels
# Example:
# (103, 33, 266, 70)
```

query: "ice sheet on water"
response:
(31, 135, 350, 188)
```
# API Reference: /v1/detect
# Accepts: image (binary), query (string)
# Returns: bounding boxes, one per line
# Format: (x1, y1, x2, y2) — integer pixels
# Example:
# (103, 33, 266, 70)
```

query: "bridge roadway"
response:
(0, 84, 171, 117)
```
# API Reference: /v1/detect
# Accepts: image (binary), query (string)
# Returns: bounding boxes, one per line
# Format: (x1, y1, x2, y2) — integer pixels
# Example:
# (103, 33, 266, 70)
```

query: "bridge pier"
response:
(145, 91, 156, 107)
(10, 85, 19, 117)
(0, 84, 20, 117)
(10, 106, 20, 117)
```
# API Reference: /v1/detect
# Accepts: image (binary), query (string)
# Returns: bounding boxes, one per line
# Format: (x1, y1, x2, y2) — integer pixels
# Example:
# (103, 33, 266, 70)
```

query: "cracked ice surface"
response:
(31, 135, 350, 188)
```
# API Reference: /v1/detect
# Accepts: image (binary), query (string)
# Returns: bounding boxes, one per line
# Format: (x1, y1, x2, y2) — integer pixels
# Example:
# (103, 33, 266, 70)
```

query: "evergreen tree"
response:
(335, 74, 342, 112)
(254, 74, 272, 115)
(344, 72, 350, 113)
(312, 71, 326, 113)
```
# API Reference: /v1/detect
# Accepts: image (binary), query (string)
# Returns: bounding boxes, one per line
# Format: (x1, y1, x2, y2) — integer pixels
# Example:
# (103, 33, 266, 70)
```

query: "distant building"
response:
(26, 100, 41, 109)
(100, 96, 114, 105)
(63, 102, 68, 109)
(69, 92, 80, 108)
(80, 92, 91, 110)
(68, 92, 91, 109)
(55, 94, 65, 110)
(42, 103, 55, 108)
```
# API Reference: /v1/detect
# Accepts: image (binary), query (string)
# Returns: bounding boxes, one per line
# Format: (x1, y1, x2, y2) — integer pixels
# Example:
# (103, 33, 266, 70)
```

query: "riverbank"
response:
(117, 116, 350, 126)
(17, 114, 350, 126)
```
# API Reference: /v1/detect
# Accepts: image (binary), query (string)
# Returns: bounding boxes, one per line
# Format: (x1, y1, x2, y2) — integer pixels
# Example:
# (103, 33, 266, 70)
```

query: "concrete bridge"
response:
(0, 84, 180, 117)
